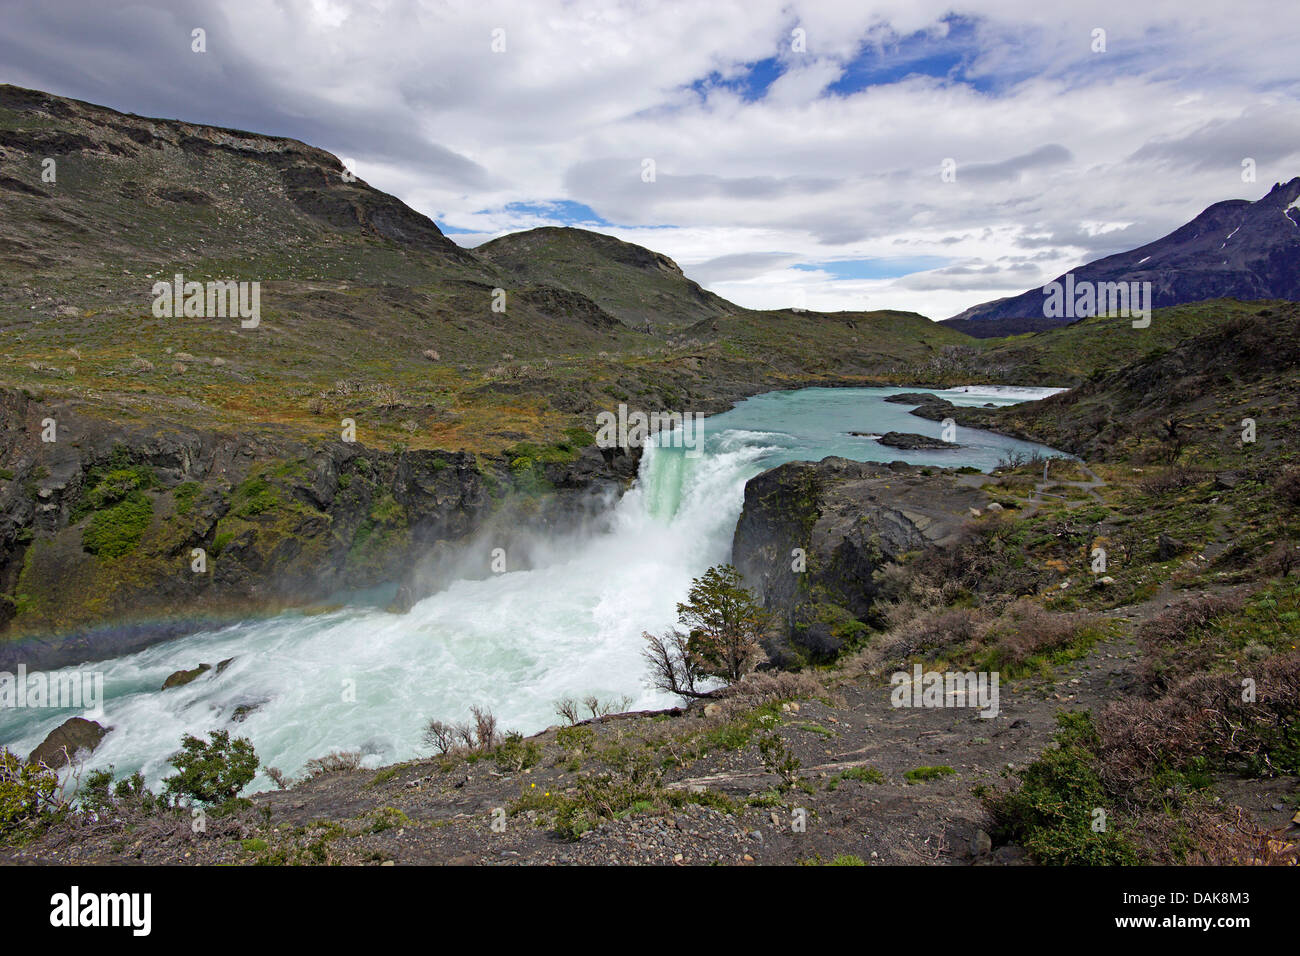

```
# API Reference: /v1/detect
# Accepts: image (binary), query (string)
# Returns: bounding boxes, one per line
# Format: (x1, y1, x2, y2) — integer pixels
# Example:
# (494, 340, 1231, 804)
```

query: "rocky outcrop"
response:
(28, 717, 108, 768)
(922, 306, 1300, 460)
(731, 457, 987, 666)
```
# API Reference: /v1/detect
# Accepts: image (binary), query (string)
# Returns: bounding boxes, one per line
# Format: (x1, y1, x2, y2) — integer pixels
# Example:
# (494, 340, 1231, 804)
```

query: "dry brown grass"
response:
(1136, 593, 1245, 691)
(976, 598, 1089, 668)
(712, 670, 833, 717)
(1096, 651, 1300, 791)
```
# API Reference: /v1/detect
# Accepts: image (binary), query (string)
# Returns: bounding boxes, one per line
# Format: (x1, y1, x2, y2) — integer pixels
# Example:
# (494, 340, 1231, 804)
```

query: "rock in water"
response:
(874, 431, 960, 450)
(28, 717, 108, 768)
(162, 663, 212, 690)
(882, 392, 942, 405)
(386, 585, 415, 614)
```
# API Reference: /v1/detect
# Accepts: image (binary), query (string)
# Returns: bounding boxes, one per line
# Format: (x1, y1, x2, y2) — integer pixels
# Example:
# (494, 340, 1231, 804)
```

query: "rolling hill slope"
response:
(475, 226, 734, 332)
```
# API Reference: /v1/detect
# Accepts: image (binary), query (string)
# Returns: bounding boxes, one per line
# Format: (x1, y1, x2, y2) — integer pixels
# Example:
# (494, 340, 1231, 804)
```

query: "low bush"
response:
(161, 730, 259, 804)
(0, 750, 61, 837)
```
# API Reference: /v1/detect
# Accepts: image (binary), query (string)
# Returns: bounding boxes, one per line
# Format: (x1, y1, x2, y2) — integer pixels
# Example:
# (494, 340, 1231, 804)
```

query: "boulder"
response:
(28, 717, 108, 768)
(162, 663, 211, 690)
(386, 585, 416, 614)
(1156, 533, 1184, 561)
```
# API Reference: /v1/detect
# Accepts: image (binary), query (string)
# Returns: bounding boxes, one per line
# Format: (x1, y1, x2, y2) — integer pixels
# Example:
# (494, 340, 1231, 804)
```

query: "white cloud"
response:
(2, 0, 1297, 319)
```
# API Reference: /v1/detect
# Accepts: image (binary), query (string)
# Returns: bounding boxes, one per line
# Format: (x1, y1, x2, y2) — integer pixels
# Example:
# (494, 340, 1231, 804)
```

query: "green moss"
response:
(71, 453, 155, 524)
(827, 765, 885, 790)
(81, 491, 153, 558)
(346, 491, 410, 573)
(227, 476, 281, 518)
(172, 481, 200, 516)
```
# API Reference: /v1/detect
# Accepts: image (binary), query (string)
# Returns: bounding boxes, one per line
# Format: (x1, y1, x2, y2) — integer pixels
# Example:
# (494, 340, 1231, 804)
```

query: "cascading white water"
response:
(0, 385, 1065, 790)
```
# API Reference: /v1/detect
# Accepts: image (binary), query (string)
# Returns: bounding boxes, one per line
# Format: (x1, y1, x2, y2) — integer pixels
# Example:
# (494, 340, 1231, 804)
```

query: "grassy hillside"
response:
(940, 303, 1300, 466)
(885, 299, 1281, 388)
(0, 84, 982, 456)
(476, 226, 734, 332)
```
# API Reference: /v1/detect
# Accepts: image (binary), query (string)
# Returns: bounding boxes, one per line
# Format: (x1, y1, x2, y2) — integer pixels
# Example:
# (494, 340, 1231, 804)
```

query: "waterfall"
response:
(0, 386, 1064, 788)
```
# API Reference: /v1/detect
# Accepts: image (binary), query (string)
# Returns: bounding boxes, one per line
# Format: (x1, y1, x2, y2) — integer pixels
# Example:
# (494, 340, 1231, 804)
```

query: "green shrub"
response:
(0, 749, 59, 836)
(986, 712, 1138, 865)
(493, 733, 541, 772)
(758, 732, 802, 790)
(79, 767, 156, 814)
(555, 725, 593, 750)
(161, 730, 259, 805)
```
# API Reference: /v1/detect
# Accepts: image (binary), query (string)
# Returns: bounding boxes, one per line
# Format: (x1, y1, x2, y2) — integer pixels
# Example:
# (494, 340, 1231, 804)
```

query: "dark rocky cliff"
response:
(0, 386, 638, 667)
(731, 457, 986, 666)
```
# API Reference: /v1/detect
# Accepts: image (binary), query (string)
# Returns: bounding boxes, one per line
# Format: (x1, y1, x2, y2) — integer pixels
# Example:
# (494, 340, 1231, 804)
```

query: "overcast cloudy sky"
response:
(3, 0, 1297, 319)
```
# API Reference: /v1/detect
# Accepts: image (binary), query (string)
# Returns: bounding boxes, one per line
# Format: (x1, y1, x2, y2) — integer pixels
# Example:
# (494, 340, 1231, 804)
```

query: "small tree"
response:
(470, 706, 498, 751)
(644, 564, 766, 698)
(554, 697, 582, 725)
(423, 719, 457, 755)
(676, 564, 767, 683)
(161, 730, 259, 805)
(1160, 417, 1185, 464)
(644, 627, 706, 699)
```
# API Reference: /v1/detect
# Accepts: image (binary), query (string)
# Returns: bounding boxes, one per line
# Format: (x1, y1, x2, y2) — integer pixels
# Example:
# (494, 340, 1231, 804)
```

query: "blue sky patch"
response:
(827, 15, 994, 95)
(793, 257, 949, 280)
(689, 57, 785, 102)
